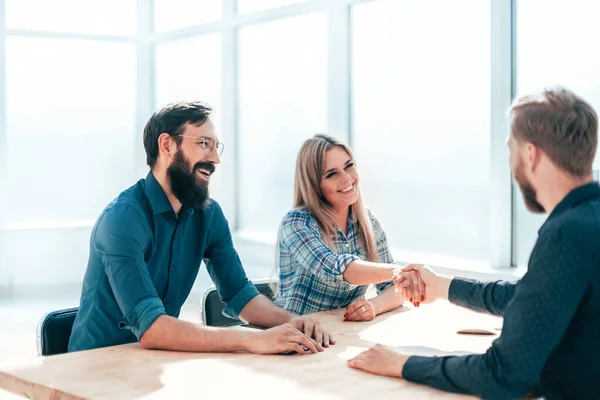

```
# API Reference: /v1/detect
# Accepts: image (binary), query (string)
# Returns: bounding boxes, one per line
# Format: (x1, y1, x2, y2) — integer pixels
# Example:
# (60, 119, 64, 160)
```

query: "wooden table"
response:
(0, 302, 501, 399)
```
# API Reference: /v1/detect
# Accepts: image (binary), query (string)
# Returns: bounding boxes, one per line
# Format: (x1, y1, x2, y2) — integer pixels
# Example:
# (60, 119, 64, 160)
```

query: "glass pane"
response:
(238, 13, 327, 232)
(352, 0, 491, 261)
(155, 34, 226, 206)
(154, 0, 222, 32)
(237, 0, 305, 14)
(155, 35, 222, 116)
(514, 0, 600, 266)
(5, 0, 136, 36)
(5, 37, 137, 222)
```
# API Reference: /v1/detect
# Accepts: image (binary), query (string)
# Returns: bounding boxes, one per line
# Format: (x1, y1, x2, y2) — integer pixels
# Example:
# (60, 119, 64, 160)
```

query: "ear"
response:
(157, 133, 176, 161)
(526, 142, 542, 173)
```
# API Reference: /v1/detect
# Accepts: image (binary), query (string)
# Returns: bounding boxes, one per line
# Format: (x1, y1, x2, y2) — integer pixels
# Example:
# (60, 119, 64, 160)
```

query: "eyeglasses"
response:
(177, 135, 225, 157)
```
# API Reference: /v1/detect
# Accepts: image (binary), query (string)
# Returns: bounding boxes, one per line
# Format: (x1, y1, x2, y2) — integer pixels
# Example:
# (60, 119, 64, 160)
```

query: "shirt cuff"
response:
(448, 277, 478, 308)
(337, 254, 360, 274)
(119, 296, 166, 340)
(223, 280, 260, 320)
(333, 254, 361, 287)
(402, 355, 437, 383)
(376, 280, 394, 293)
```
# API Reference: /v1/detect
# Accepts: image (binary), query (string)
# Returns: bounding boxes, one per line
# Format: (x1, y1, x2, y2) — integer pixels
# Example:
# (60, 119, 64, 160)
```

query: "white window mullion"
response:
(327, 2, 351, 145)
(222, 0, 239, 227)
(0, 0, 8, 228)
(489, 0, 515, 268)
(135, 0, 155, 178)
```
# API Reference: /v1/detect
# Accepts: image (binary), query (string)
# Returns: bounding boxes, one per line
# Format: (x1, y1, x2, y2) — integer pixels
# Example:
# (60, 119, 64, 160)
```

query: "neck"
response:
(538, 172, 594, 214)
(334, 206, 350, 231)
(152, 167, 183, 215)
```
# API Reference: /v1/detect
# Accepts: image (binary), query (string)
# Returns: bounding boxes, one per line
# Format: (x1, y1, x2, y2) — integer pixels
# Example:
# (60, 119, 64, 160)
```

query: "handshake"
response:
(392, 264, 453, 307)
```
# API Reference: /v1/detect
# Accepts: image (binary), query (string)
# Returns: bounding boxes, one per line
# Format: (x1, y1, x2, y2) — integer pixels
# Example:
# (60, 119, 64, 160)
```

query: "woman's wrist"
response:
(370, 299, 381, 316)
(370, 286, 402, 316)
(387, 266, 399, 281)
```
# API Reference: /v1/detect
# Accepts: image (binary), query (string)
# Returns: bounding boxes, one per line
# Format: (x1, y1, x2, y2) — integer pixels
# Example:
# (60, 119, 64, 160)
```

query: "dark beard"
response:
(167, 150, 214, 210)
(514, 165, 545, 214)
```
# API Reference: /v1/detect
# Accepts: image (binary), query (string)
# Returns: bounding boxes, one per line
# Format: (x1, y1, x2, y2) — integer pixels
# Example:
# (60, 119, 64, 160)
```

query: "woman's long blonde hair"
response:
(294, 134, 378, 261)
(271, 134, 379, 295)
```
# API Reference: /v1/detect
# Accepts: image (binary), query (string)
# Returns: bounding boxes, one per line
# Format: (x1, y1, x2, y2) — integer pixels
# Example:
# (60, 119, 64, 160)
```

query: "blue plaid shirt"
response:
(274, 207, 395, 315)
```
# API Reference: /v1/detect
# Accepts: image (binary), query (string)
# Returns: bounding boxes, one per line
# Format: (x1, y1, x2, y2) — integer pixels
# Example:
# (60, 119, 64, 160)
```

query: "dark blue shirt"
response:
(68, 172, 259, 352)
(403, 182, 600, 400)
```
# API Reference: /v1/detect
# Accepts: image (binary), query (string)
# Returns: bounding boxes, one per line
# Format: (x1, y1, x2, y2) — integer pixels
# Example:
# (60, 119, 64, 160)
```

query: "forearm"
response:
(401, 231, 588, 399)
(238, 295, 293, 327)
(139, 315, 256, 352)
(404, 263, 577, 398)
(343, 260, 396, 285)
(370, 285, 405, 316)
(449, 278, 517, 316)
(403, 353, 527, 400)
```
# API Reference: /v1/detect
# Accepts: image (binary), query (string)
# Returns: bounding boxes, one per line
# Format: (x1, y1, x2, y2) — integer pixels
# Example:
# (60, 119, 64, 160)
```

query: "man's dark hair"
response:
(143, 101, 213, 167)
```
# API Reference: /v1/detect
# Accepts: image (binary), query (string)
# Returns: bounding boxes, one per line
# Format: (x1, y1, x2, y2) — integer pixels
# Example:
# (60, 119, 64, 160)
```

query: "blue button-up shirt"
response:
(68, 172, 259, 352)
(275, 207, 395, 315)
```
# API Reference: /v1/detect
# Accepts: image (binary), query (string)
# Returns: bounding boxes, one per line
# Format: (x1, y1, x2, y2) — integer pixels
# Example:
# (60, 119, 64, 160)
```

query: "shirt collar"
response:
(145, 172, 196, 217)
(540, 181, 600, 233)
(348, 206, 358, 231)
(145, 171, 174, 215)
(338, 206, 358, 238)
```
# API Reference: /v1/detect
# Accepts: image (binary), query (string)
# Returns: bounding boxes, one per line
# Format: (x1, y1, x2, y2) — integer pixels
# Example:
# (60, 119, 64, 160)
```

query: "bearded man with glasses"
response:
(69, 101, 333, 355)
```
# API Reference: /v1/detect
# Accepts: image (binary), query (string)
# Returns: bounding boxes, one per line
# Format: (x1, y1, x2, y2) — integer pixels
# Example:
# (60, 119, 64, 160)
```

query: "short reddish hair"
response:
(510, 87, 598, 177)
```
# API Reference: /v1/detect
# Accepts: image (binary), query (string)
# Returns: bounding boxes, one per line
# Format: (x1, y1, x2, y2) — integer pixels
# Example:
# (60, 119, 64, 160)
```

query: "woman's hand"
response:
(344, 298, 377, 321)
(394, 264, 452, 304)
(393, 268, 426, 307)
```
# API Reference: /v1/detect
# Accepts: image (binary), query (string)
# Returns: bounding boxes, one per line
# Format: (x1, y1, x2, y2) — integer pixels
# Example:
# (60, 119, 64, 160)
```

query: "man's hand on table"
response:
(243, 323, 323, 355)
(347, 344, 409, 378)
(348, 266, 454, 378)
(290, 315, 335, 347)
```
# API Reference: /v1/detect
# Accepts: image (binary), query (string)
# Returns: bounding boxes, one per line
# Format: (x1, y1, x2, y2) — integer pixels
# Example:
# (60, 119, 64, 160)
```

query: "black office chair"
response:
(36, 307, 79, 356)
(202, 279, 276, 327)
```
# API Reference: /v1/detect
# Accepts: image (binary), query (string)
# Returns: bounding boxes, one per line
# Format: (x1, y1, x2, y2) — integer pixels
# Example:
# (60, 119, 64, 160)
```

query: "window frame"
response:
(0, 0, 521, 273)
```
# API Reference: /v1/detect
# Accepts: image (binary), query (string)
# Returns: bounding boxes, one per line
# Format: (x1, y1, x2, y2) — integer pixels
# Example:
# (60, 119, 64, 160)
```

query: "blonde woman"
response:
(274, 134, 422, 321)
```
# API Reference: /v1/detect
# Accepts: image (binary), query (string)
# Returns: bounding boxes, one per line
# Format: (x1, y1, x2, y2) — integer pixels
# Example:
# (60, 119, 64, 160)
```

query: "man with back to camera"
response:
(69, 101, 334, 355)
(348, 87, 600, 400)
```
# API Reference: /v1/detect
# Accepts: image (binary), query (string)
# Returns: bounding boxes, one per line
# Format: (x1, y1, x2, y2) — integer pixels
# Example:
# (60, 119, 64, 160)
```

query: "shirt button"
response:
(170, 267, 176, 272)
(345, 243, 350, 248)
(175, 235, 180, 240)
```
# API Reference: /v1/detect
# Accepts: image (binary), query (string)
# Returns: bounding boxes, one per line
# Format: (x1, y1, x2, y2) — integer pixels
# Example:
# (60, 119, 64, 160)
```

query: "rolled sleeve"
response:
(222, 281, 260, 320)
(204, 202, 261, 320)
(337, 254, 361, 274)
(280, 210, 360, 283)
(119, 296, 166, 340)
(375, 280, 394, 294)
(95, 206, 165, 341)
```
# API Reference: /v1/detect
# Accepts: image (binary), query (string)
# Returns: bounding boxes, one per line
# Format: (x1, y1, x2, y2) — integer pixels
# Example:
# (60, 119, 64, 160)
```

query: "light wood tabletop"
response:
(0, 301, 501, 400)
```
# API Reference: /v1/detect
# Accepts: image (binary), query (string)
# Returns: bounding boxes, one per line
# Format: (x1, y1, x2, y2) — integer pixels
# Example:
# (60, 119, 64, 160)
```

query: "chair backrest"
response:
(202, 279, 276, 327)
(37, 307, 79, 356)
